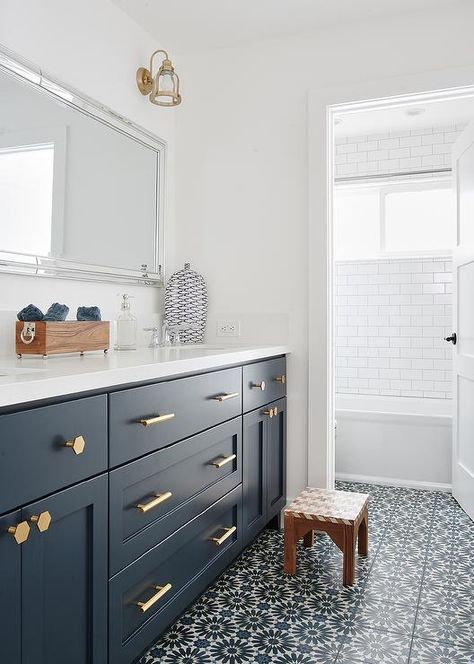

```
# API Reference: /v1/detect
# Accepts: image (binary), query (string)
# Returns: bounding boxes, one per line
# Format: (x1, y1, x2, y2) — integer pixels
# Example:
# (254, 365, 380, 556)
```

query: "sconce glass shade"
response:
(137, 50, 182, 107)
(150, 59, 181, 107)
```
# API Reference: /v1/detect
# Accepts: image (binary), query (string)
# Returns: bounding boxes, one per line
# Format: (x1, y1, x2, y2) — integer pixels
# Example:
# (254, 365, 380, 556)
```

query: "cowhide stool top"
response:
(285, 487, 369, 525)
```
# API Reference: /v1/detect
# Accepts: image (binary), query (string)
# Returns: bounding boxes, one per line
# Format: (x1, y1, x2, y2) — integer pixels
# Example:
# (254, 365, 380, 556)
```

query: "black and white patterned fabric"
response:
(164, 263, 208, 343)
(140, 482, 474, 663)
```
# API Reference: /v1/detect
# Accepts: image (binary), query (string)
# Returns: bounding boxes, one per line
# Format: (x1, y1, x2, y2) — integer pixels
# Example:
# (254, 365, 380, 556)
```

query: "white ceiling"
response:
(111, 0, 462, 54)
(334, 96, 474, 137)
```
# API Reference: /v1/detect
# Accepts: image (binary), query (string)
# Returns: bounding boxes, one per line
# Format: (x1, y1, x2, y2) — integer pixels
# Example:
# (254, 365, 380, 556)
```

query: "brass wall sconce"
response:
(136, 49, 181, 107)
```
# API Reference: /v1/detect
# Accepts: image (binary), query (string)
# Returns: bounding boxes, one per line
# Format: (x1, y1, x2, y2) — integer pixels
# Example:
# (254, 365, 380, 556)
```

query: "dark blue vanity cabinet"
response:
(266, 398, 287, 522)
(242, 397, 287, 547)
(0, 476, 108, 664)
(0, 355, 286, 663)
(0, 510, 22, 663)
(22, 476, 108, 664)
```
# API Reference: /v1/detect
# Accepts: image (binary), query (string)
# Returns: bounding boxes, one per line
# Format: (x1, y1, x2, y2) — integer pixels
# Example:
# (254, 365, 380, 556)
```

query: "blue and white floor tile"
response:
(140, 482, 474, 663)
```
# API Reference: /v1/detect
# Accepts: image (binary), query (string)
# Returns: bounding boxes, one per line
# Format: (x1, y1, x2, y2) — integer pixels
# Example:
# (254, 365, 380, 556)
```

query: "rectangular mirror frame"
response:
(0, 44, 166, 286)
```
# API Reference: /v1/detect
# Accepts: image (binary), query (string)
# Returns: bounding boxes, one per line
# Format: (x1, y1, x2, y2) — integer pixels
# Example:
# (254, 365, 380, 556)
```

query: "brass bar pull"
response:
(273, 406, 279, 416)
(263, 408, 275, 418)
(211, 526, 237, 546)
(7, 521, 30, 544)
(252, 381, 266, 391)
(274, 375, 286, 384)
(136, 583, 172, 613)
(138, 413, 175, 427)
(211, 453, 236, 468)
(30, 511, 52, 532)
(213, 392, 239, 402)
(136, 491, 172, 513)
(64, 435, 86, 455)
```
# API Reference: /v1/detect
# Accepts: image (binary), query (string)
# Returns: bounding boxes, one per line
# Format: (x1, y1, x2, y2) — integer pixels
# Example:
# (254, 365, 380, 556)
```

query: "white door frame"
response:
(308, 65, 474, 490)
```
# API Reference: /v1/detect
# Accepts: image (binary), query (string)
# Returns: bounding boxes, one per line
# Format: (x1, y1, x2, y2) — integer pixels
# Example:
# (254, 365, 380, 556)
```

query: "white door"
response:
(452, 121, 474, 521)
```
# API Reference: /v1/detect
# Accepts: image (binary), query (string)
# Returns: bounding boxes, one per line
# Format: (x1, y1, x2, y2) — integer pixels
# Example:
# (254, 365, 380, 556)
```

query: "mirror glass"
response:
(0, 52, 165, 284)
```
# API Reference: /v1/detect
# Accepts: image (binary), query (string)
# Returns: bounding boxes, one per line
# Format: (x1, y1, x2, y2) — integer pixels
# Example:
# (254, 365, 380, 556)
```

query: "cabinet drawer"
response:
(109, 367, 242, 466)
(109, 485, 242, 664)
(243, 357, 286, 412)
(0, 395, 107, 514)
(109, 418, 242, 574)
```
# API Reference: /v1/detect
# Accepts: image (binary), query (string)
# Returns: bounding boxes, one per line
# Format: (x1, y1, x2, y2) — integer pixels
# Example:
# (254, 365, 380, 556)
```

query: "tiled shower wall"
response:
(335, 124, 465, 179)
(335, 256, 453, 399)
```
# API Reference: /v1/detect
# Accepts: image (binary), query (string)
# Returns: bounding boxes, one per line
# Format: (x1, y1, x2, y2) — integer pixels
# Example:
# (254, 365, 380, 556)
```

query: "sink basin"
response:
(0, 367, 47, 377)
(172, 344, 241, 351)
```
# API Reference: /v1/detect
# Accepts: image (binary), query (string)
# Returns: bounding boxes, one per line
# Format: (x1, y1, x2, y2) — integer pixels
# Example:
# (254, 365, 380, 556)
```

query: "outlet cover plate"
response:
(217, 319, 241, 337)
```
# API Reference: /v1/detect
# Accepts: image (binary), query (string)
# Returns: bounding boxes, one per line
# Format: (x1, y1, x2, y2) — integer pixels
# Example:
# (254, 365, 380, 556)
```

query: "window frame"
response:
(334, 175, 454, 260)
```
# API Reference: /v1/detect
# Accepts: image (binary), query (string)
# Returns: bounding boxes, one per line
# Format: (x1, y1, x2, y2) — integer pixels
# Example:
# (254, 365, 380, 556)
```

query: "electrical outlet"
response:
(217, 319, 241, 337)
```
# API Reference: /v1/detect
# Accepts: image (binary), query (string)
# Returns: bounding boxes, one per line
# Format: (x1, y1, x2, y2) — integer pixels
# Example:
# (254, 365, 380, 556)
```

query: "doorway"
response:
(307, 73, 474, 505)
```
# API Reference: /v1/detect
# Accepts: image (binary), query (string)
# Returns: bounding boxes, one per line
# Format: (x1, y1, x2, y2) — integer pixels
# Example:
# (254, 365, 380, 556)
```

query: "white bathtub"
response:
(335, 395, 452, 490)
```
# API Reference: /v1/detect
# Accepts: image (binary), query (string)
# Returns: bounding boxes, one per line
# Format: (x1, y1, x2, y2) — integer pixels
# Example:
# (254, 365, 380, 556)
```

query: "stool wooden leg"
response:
(303, 530, 314, 548)
(358, 511, 368, 556)
(284, 513, 297, 575)
(343, 525, 356, 586)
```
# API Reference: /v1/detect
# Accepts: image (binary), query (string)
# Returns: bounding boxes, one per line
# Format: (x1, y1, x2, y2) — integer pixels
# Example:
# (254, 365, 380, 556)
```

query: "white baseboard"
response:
(336, 472, 452, 493)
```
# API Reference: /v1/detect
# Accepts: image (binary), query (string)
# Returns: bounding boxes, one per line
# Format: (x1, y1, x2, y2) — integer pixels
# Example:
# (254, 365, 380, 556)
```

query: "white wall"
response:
(0, 0, 176, 326)
(174, 2, 474, 500)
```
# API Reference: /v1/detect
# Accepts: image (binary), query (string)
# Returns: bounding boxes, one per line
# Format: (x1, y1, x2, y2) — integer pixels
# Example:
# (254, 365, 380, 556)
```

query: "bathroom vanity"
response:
(0, 345, 288, 664)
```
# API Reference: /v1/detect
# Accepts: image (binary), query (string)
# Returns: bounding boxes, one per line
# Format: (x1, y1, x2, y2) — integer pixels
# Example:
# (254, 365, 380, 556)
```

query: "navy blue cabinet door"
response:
(0, 510, 22, 664)
(242, 408, 267, 546)
(21, 475, 108, 664)
(266, 398, 287, 522)
(243, 398, 287, 547)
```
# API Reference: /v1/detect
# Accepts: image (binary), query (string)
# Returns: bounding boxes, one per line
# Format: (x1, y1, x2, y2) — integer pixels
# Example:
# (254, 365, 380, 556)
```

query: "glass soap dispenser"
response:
(115, 293, 137, 350)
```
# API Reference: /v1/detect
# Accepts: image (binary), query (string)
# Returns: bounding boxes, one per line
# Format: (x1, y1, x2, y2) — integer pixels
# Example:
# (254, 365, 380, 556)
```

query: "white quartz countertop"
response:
(0, 344, 290, 409)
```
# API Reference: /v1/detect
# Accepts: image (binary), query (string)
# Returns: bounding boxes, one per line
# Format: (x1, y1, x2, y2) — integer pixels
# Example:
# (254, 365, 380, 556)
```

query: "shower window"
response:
(334, 190, 380, 260)
(334, 179, 455, 259)
(384, 187, 455, 252)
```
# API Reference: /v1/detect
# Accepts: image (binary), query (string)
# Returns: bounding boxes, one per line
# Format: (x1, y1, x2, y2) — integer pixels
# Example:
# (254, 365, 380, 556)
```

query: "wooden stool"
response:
(284, 487, 369, 585)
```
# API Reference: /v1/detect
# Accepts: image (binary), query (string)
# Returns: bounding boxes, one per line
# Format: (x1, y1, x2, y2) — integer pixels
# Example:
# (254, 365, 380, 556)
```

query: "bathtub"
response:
(335, 395, 452, 490)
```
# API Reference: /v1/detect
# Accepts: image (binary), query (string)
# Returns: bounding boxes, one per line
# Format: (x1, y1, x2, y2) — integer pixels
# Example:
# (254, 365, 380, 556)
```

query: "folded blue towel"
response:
(17, 304, 44, 321)
(44, 303, 69, 321)
(77, 306, 101, 321)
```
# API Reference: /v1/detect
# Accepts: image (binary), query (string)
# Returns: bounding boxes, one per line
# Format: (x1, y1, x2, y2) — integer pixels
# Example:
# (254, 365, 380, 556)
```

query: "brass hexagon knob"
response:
(8, 520, 30, 545)
(64, 435, 86, 455)
(30, 511, 52, 533)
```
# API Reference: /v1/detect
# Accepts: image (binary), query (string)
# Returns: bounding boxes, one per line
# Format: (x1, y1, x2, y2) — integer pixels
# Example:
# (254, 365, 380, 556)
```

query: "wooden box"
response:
(16, 321, 110, 357)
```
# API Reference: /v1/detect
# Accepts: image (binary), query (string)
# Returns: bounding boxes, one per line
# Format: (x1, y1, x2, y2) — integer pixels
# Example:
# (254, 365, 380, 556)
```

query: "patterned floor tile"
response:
(409, 637, 474, 663)
(363, 574, 421, 606)
(370, 561, 424, 584)
(419, 583, 474, 616)
(414, 608, 474, 649)
(139, 483, 474, 664)
(423, 565, 474, 591)
(353, 598, 417, 635)
(337, 627, 411, 663)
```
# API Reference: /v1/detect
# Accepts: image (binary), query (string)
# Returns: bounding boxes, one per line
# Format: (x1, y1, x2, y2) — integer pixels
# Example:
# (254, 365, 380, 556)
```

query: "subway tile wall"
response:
(335, 257, 453, 399)
(335, 124, 466, 178)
